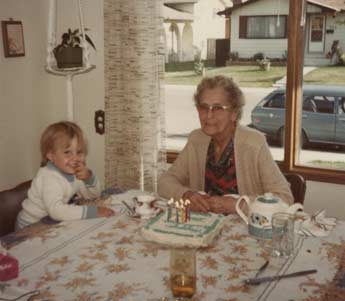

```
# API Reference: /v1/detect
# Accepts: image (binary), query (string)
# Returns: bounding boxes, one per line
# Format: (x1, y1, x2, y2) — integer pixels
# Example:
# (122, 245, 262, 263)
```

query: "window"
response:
(339, 97, 345, 114)
(166, 0, 345, 185)
(264, 93, 285, 108)
(239, 16, 287, 39)
(284, 0, 345, 184)
(303, 96, 335, 114)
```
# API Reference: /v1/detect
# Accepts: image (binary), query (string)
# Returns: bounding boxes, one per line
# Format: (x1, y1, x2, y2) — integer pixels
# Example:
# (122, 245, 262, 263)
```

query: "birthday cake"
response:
(141, 210, 225, 248)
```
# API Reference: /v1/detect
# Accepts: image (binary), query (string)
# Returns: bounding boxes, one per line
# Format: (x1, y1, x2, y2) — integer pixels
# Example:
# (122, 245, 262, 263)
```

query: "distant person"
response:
(16, 121, 114, 230)
(158, 75, 293, 214)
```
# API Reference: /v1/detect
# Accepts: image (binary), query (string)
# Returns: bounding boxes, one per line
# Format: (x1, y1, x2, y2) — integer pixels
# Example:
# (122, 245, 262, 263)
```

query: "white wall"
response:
(193, 0, 227, 59)
(304, 181, 345, 220)
(324, 14, 345, 57)
(230, 0, 289, 58)
(1, 0, 344, 220)
(0, 0, 105, 190)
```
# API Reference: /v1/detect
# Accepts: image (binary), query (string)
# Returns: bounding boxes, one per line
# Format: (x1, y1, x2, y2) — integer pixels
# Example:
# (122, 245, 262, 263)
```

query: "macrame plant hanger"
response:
(45, 0, 95, 121)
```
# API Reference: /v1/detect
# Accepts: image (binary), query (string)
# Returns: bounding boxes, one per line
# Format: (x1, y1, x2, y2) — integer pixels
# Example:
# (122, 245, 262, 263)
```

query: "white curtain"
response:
(247, 16, 286, 38)
(104, 0, 166, 192)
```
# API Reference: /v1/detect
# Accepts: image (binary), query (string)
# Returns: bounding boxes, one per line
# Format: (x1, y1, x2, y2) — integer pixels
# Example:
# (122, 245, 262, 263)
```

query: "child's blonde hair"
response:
(40, 121, 88, 166)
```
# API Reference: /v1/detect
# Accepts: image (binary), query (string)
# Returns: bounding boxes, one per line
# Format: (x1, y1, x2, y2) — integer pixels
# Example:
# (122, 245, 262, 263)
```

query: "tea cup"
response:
(134, 195, 156, 218)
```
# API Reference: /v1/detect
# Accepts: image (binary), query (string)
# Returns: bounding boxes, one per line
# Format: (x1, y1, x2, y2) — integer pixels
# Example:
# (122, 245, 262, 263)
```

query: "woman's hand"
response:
(207, 195, 237, 215)
(182, 191, 210, 213)
(97, 206, 115, 217)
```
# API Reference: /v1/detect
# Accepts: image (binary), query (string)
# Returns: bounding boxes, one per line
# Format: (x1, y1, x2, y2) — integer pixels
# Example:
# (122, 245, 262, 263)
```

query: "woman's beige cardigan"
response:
(158, 125, 293, 205)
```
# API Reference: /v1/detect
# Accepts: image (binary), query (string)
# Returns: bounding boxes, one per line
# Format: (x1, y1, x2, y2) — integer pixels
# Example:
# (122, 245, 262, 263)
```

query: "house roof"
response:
(163, 5, 195, 21)
(309, 0, 345, 11)
(217, 0, 345, 15)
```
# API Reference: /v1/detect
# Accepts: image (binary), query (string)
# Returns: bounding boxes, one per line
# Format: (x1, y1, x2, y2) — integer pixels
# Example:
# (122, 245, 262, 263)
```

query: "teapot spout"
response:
(286, 203, 303, 214)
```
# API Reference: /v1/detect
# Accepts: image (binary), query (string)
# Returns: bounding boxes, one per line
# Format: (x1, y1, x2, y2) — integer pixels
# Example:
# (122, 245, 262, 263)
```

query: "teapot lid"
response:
(257, 193, 280, 204)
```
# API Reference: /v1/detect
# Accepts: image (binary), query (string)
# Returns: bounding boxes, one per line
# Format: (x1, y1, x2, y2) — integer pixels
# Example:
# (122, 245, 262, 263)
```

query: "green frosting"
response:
(144, 211, 223, 238)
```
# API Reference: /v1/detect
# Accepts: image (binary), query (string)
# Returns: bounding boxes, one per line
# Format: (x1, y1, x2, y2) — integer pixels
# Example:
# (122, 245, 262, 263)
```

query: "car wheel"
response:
(279, 128, 308, 149)
(279, 127, 285, 147)
(301, 130, 308, 149)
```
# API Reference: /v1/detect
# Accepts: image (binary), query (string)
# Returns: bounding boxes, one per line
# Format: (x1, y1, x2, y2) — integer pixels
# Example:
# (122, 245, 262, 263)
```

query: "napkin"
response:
(0, 245, 19, 281)
(296, 209, 336, 237)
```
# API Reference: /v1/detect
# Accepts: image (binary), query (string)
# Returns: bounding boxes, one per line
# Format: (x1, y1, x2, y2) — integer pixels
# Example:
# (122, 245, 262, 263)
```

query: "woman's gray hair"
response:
(193, 75, 245, 121)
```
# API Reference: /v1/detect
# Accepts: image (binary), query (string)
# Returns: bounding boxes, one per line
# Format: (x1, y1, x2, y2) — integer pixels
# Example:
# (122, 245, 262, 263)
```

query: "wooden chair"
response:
(283, 173, 306, 204)
(0, 180, 31, 237)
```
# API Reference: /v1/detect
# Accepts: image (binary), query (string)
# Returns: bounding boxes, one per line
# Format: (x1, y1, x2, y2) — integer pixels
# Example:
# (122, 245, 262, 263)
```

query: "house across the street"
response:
(218, 0, 345, 66)
(163, 0, 232, 63)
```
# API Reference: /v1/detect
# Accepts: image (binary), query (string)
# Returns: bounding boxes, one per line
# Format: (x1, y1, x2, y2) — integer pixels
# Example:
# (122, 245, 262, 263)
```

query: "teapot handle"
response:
(286, 203, 304, 214)
(235, 196, 251, 224)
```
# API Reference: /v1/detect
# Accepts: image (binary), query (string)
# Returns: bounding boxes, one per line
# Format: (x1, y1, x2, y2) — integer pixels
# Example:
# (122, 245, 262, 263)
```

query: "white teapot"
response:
(235, 193, 303, 239)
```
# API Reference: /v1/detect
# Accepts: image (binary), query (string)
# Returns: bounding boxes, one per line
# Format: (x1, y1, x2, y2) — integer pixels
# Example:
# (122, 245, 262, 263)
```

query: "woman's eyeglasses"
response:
(196, 103, 231, 115)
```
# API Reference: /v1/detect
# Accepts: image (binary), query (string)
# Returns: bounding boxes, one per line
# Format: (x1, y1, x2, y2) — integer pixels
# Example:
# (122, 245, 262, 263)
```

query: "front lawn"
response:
(164, 65, 345, 87)
(165, 65, 286, 87)
(308, 160, 345, 170)
(303, 66, 345, 85)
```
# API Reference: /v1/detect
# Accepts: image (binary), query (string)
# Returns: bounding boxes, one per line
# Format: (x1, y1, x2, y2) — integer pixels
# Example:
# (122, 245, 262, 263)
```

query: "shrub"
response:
(253, 52, 265, 61)
(336, 47, 345, 65)
(194, 61, 205, 75)
(282, 50, 288, 61)
(229, 52, 239, 61)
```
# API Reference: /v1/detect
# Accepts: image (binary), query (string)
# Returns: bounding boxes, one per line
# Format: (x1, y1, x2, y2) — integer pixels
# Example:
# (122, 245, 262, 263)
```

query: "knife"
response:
(245, 269, 317, 285)
(255, 260, 269, 278)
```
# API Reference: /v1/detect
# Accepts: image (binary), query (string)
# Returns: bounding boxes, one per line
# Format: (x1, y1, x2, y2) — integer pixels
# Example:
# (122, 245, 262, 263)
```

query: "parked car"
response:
(251, 85, 345, 148)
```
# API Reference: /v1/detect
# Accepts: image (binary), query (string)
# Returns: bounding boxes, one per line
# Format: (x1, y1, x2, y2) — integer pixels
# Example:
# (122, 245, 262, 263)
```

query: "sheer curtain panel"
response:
(104, 0, 166, 192)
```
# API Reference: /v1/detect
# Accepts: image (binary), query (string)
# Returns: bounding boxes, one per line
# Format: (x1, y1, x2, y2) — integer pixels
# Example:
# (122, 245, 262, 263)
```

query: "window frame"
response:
(280, 0, 345, 185)
(239, 15, 288, 39)
(167, 0, 345, 185)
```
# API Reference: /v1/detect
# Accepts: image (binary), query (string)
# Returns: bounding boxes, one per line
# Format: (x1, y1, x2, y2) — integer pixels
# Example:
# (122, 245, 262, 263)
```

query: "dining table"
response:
(0, 189, 344, 301)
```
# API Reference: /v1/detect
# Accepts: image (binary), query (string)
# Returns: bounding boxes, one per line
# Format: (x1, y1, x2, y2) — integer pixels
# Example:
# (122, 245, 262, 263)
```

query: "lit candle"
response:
(167, 206, 171, 222)
(175, 203, 180, 224)
(167, 198, 174, 222)
(186, 199, 191, 221)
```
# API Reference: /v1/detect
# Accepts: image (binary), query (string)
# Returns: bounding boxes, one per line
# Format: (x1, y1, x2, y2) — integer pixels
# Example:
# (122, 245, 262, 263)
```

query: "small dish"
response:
(124, 196, 163, 219)
(127, 207, 162, 219)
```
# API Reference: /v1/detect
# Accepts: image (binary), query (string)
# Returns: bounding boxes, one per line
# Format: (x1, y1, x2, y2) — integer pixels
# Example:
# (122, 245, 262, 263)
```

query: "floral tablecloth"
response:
(1, 190, 344, 301)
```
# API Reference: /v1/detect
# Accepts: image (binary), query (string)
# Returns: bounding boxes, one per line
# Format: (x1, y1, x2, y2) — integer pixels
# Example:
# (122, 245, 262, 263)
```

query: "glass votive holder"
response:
(170, 248, 196, 298)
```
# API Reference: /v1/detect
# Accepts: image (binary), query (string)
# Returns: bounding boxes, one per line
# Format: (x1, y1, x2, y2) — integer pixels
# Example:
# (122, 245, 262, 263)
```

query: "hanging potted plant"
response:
(53, 28, 96, 68)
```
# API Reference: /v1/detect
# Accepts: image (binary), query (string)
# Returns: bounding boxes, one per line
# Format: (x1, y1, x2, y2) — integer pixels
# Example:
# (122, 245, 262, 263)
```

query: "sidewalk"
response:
(273, 67, 317, 87)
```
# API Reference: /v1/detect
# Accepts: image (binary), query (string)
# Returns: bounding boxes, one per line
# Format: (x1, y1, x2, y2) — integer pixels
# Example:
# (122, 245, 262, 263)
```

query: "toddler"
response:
(16, 121, 114, 229)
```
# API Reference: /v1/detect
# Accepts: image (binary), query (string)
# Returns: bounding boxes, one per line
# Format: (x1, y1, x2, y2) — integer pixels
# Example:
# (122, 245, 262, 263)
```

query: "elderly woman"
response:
(158, 75, 293, 215)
